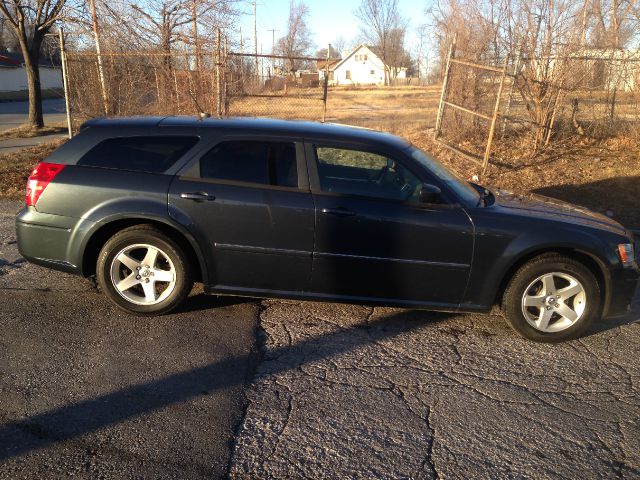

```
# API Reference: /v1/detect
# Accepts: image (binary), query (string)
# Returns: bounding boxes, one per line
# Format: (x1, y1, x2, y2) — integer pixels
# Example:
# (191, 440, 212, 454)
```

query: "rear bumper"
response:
(15, 207, 82, 275)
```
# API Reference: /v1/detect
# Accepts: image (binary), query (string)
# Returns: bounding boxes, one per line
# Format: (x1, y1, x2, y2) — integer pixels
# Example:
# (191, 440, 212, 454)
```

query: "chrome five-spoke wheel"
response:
(503, 254, 600, 342)
(98, 225, 192, 315)
(521, 272, 586, 332)
(110, 243, 177, 305)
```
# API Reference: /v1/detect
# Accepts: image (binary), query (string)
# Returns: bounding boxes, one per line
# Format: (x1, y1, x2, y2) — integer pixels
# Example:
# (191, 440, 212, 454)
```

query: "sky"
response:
(236, 0, 433, 57)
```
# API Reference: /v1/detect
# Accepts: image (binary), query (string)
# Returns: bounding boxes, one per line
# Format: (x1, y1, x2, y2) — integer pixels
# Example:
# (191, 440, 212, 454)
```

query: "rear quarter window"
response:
(77, 136, 199, 173)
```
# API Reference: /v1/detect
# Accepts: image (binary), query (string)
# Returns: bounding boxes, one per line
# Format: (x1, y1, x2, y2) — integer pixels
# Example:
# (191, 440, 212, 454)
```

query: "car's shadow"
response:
(533, 176, 640, 229)
(177, 292, 255, 313)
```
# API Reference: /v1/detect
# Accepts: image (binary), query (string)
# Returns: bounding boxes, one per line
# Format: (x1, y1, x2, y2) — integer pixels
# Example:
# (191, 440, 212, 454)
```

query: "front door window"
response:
(314, 146, 422, 202)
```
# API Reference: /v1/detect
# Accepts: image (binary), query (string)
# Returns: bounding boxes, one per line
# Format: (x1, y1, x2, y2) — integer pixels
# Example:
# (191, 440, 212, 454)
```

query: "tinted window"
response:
(78, 136, 198, 173)
(200, 141, 297, 187)
(315, 146, 422, 202)
(408, 146, 479, 206)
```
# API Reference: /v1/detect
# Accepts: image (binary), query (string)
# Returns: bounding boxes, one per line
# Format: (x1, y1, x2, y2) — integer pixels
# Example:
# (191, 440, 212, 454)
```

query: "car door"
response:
(306, 141, 474, 307)
(168, 135, 315, 294)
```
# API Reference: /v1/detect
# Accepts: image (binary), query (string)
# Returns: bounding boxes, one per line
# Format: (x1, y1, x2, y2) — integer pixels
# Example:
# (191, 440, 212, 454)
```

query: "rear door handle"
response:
(180, 192, 216, 202)
(321, 207, 356, 217)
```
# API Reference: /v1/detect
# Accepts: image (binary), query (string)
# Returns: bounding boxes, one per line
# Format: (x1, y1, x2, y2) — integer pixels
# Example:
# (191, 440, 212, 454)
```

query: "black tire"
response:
(96, 225, 193, 315)
(502, 254, 601, 342)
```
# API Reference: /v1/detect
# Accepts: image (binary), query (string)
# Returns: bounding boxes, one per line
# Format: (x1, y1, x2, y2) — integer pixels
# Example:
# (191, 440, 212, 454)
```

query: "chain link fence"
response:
(434, 43, 640, 172)
(62, 47, 329, 125)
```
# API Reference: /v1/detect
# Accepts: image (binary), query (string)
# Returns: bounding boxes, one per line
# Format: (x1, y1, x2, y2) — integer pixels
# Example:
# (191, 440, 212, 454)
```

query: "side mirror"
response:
(419, 183, 442, 204)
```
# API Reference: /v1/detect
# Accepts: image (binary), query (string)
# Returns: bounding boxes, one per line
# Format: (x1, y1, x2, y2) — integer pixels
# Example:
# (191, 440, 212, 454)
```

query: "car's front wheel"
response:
(503, 254, 601, 342)
(97, 225, 193, 315)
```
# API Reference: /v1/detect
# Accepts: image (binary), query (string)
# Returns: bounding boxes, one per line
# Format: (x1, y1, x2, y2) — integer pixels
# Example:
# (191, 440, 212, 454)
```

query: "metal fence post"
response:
(322, 43, 330, 122)
(434, 35, 456, 140)
(481, 63, 508, 175)
(58, 28, 73, 138)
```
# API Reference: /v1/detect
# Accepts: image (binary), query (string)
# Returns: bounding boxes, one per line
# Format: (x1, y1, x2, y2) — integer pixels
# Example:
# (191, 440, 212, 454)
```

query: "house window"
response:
(345, 70, 351, 80)
(364, 55, 368, 61)
(370, 69, 375, 75)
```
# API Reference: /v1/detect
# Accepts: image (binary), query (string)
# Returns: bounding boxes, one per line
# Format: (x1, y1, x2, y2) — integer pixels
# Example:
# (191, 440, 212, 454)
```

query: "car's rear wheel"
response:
(502, 254, 601, 342)
(97, 225, 193, 315)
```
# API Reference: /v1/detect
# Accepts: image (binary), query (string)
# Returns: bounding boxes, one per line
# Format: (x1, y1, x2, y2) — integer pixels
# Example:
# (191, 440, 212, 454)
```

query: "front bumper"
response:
(606, 266, 639, 317)
(605, 231, 640, 317)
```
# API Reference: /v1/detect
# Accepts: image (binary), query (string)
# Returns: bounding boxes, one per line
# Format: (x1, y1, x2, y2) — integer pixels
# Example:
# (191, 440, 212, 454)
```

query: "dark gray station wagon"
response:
(16, 117, 639, 342)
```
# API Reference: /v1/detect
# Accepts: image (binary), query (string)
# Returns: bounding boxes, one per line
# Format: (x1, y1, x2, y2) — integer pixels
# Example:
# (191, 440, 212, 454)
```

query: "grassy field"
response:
(0, 123, 67, 140)
(3, 85, 639, 228)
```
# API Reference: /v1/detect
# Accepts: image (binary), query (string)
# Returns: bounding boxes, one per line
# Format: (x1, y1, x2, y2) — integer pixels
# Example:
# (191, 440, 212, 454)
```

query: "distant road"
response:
(0, 99, 67, 132)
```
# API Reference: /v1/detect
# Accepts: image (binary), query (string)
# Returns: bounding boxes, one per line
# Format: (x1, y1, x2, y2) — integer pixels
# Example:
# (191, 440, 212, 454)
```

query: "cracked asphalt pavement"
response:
(229, 300, 640, 476)
(1, 200, 639, 478)
(0, 200, 260, 479)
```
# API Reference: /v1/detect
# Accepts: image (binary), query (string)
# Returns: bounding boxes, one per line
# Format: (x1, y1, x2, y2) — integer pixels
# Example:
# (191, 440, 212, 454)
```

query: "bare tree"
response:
(332, 35, 350, 57)
(584, 0, 638, 48)
(315, 44, 340, 59)
(355, 0, 405, 85)
(0, 0, 71, 127)
(275, 0, 312, 77)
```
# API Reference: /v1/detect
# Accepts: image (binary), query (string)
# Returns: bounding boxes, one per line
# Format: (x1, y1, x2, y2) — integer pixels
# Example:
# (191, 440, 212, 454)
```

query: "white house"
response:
(318, 44, 407, 86)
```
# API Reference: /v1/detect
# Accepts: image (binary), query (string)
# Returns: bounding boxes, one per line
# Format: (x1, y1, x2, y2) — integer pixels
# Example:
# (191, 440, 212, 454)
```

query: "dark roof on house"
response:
(0, 51, 60, 68)
(316, 58, 341, 71)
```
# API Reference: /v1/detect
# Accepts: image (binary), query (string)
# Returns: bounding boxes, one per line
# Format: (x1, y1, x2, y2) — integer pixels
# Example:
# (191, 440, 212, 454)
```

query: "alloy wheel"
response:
(109, 243, 177, 306)
(521, 272, 586, 333)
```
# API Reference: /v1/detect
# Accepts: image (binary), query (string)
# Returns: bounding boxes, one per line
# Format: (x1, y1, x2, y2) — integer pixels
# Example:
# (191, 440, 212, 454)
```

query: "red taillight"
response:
(26, 162, 65, 207)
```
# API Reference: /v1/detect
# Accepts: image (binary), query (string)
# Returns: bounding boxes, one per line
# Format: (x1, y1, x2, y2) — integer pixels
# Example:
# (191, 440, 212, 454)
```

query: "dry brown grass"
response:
(403, 127, 640, 229)
(0, 123, 67, 140)
(326, 85, 441, 132)
(227, 85, 441, 133)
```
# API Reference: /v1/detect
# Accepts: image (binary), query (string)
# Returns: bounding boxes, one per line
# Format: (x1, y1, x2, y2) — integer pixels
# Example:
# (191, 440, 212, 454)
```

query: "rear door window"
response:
(199, 141, 298, 188)
(77, 136, 199, 173)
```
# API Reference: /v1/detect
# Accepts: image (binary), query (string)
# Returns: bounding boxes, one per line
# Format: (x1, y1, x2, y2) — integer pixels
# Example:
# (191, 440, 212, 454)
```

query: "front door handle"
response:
(180, 192, 216, 202)
(321, 207, 356, 217)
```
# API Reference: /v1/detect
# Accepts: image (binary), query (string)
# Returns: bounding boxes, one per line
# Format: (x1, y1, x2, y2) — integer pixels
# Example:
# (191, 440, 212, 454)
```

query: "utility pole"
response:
(239, 26, 244, 85)
(253, 0, 259, 80)
(267, 28, 278, 77)
(89, 0, 108, 115)
(267, 28, 278, 53)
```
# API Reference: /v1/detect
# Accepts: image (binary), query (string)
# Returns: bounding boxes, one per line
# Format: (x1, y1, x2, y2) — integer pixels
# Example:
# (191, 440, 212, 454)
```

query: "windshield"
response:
(408, 146, 481, 206)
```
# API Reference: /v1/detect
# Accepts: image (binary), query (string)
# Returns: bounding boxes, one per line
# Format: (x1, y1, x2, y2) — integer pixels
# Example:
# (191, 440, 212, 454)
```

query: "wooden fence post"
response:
(215, 28, 222, 117)
(223, 35, 229, 116)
